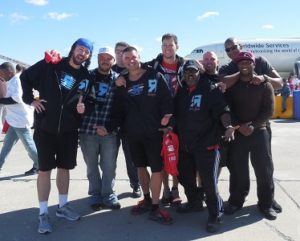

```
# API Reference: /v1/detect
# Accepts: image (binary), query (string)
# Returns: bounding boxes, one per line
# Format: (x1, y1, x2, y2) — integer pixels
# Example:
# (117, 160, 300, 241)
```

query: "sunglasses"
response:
(225, 45, 238, 53)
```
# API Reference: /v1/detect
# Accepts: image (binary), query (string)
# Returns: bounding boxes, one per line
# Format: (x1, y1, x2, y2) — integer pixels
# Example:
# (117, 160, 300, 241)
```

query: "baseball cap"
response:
(98, 46, 115, 59)
(234, 51, 256, 64)
(183, 59, 200, 71)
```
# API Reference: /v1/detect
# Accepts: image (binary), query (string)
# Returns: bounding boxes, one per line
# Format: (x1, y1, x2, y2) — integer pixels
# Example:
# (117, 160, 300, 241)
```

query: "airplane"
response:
(0, 54, 30, 68)
(185, 38, 300, 78)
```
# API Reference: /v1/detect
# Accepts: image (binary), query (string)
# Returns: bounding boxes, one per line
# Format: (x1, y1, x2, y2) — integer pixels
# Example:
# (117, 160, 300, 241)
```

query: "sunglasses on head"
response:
(225, 44, 238, 53)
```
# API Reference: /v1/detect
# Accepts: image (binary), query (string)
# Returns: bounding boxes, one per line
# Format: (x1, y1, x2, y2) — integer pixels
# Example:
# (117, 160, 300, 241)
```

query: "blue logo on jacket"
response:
(61, 74, 76, 90)
(148, 79, 157, 96)
(128, 84, 144, 96)
(190, 95, 201, 111)
(95, 83, 109, 102)
(78, 79, 89, 94)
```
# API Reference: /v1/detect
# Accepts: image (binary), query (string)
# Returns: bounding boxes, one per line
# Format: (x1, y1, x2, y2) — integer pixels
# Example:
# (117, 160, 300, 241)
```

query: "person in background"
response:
(16, 64, 26, 74)
(0, 62, 38, 175)
(20, 38, 93, 234)
(112, 41, 141, 198)
(279, 78, 291, 112)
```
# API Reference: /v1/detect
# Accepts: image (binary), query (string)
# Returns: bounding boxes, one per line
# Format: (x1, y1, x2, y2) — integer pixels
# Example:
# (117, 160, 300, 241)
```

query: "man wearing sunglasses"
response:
(219, 37, 283, 89)
(219, 37, 283, 216)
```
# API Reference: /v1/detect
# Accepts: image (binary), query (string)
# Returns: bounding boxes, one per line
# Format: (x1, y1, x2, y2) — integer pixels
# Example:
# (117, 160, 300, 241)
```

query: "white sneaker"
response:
(56, 203, 80, 221)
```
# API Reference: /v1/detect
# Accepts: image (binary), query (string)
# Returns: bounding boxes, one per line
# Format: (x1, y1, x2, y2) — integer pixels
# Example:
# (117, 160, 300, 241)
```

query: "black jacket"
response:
(175, 78, 230, 151)
(109, 69, 173, 137)
(20, 58, 90, 133)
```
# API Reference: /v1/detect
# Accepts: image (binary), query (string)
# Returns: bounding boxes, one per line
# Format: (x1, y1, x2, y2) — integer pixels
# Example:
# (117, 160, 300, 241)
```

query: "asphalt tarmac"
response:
(0, 119, 299, 241)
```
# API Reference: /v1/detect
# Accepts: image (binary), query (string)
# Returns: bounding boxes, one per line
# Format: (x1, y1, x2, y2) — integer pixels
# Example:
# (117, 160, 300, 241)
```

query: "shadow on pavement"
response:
(0, 198, 263, 241)
(0, 173, 27, 181)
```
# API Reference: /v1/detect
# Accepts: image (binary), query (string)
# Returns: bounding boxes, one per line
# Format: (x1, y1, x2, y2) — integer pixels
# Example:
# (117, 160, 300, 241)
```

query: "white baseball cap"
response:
(98, 46, 115, 59)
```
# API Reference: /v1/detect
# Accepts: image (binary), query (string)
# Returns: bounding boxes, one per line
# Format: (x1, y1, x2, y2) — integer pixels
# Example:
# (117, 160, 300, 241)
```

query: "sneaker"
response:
(24, 167, 38, 175)
(131, 199, 152, 215)
(102, 195, 121, 210)
(38, 213, 52, 234)
(176, 201, 204, 214)
(103, 202, 121, 210)
(89, 195, 102, 211)
(272, 200, 282, 213)
(132, 187, 142, 198)
(224, 203, 242, 215)
(160, 189, 171, 205)
(148, 208, 173, 225)
(56, 203, 80, 221)
(206, 216, 221, 233)
(170, 188, 182, 206)
(258, 206, 277, 220)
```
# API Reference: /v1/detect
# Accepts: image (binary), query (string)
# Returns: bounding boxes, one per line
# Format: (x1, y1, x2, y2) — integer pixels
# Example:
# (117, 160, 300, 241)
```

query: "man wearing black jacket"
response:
(109, 46, 174, 225)
(20, 38, 93, 234)
(175, 60, 235, 233)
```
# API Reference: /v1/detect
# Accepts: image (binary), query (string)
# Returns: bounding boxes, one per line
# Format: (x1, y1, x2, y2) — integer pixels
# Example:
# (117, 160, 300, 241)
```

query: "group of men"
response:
(0, 33, 283, 234)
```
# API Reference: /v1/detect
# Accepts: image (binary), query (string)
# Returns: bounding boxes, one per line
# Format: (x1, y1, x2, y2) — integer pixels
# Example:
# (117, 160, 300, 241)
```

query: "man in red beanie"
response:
(219, 37, 283, 214)
(224, 51, 278, 220)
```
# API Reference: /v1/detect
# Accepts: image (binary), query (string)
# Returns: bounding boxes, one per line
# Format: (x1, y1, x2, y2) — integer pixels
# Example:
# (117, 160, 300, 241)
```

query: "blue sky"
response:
(0, 0, 299, 68)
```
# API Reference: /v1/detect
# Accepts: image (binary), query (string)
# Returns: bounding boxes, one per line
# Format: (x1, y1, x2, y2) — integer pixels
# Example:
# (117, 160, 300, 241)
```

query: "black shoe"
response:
(90, 203, 102, 211)
(272, 200, 282, 213)
(103, 202, 121, 210)
(176, 201, 203, 214)
(224, 203, 241, 215)
(259, 207, 277, 220)
(206, 216, 221, 233)
(132, 187, 142, 198)
(24, 167, 38, 175)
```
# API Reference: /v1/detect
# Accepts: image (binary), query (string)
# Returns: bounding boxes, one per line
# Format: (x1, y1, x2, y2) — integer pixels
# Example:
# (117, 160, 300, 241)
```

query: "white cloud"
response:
(155, 36, 161, 42)
(196, 11, 219, 21)
(47, 12, 73, 20)
(10, 12, 30, 24)
(262, 24, 274, 29)
(25, 0, 48, 6)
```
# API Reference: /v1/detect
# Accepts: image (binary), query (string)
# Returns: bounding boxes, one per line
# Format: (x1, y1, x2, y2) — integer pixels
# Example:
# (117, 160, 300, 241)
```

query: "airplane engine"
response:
(294, 61, 300, 78)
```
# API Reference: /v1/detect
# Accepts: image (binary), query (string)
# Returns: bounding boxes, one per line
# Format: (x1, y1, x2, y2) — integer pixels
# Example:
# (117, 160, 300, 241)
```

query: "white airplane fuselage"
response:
(186, 39, 300, 77)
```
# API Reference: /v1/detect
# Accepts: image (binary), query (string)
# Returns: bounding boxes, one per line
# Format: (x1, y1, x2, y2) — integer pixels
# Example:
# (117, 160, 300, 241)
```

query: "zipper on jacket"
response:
(55, 71, 64, 134)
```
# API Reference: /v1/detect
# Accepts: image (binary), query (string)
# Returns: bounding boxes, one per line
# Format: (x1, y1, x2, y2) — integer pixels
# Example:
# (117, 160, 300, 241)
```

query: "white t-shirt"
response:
(4, 74, 34, 128)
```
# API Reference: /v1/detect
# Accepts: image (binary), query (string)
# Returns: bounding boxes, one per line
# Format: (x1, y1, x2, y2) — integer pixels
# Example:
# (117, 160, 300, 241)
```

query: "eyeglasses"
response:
(225, 45, 238, 53)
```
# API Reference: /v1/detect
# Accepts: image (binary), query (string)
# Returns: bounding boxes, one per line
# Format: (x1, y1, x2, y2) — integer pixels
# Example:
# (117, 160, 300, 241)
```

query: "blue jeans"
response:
(0, 126, 38, 169)
(79, 133, 118, 205)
